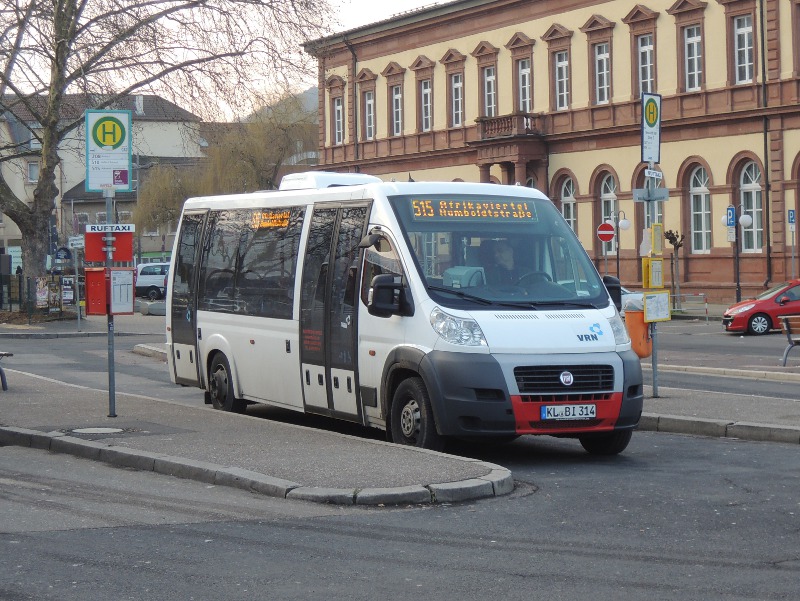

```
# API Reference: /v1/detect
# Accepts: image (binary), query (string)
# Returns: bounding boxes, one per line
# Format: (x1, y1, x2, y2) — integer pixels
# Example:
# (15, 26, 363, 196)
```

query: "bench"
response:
(779, 315, 800, 366)
(0, 351, 12, 391)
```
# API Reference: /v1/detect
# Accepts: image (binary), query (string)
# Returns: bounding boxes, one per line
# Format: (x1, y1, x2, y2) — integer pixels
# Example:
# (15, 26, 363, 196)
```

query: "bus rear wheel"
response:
(578, 430, 632, 455)
(209, 354, 246, 414)
(390, 377, 444, 451)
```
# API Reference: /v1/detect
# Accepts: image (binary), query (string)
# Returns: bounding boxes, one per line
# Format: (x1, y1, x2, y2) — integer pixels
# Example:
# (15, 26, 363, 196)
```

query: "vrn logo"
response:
(577, 323, 604, 342)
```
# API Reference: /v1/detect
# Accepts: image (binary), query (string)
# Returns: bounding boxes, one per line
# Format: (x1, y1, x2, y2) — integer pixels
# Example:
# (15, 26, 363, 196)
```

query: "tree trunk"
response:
(20, 211, 52, 278)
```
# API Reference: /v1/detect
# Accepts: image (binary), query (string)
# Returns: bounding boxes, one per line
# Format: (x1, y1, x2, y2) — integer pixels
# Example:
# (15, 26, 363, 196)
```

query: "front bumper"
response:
(418, 349, 643, 438)
(722, 314, 746, 331)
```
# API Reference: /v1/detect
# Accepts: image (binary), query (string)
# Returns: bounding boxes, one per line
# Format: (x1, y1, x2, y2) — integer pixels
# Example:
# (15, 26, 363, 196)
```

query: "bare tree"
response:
(0, 0, 332, 277)
(134, 90, 317, 233)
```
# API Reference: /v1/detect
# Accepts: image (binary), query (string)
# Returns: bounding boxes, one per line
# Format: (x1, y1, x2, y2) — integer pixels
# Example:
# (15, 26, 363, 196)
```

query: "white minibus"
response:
(166, 172, 642, 454)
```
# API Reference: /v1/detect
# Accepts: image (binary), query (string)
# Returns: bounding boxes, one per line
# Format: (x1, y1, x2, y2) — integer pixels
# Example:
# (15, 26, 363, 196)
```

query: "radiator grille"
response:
(519, 393, 612, 403)
(514, 365, 614, 393)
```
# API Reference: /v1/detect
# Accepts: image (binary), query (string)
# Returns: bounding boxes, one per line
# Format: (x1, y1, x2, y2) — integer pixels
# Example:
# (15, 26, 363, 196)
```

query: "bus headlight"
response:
(609, 310, 631, 345)
(430, 307, 487, 346)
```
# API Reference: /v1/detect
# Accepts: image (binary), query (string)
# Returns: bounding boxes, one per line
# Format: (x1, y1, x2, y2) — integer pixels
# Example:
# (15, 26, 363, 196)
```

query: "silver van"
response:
(135, 262, 169, 300)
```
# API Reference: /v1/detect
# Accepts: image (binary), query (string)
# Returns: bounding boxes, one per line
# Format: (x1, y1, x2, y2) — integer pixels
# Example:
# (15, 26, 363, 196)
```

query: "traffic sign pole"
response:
(790, 209, 796, 279)
(641, 93, 663, 398)
(597, 222, 616, 276)
(104, 187, 117, 418)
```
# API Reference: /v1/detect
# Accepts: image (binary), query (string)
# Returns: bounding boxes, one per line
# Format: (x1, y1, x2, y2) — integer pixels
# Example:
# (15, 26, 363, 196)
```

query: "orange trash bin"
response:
(625, 310, 652, 358)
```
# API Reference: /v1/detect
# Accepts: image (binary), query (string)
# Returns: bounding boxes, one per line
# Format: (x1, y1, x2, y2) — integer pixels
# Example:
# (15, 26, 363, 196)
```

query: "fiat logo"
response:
(559, 371, 574, 386)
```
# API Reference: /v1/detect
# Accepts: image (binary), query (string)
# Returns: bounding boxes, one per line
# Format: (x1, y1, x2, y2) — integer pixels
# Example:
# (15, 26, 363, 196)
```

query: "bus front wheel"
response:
(390, 377, 444, 451)
(578, 430, 632, 455)
(209, 354, 246, 414)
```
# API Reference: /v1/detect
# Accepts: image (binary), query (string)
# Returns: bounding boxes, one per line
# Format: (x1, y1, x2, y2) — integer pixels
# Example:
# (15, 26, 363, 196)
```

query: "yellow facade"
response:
(307, 0, 800, 302)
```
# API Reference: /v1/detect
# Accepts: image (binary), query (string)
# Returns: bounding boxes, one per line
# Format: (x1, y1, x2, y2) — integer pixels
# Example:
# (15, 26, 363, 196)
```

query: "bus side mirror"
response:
(603, 275, 622, 311)
(368, 274, 414, 318)
(359, 233, 381, 248)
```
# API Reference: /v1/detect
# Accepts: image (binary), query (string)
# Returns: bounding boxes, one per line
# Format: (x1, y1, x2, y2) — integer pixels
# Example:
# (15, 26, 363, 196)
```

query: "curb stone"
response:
(725, 422, 800, 444)
(354, 485, 432, 506)
(0, 426, 513, 506)
(286, 487, 358, 504)
(429, 478, 494, 503)
(638, 413, 800, 445)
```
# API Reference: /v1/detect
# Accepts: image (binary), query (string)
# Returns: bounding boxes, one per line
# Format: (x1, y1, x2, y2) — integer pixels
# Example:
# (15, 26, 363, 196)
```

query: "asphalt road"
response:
(2, 430, 798, 600)
(2, 325, 799, 599)
(6, 333, 198, 406)
(640, 319, 799, 397)
(8, 319, 799, 406)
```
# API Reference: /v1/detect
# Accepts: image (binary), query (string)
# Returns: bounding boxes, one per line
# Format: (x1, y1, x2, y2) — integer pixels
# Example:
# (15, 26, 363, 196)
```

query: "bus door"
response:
(299, 203, 370, 420)
(170, 210, 208, 387)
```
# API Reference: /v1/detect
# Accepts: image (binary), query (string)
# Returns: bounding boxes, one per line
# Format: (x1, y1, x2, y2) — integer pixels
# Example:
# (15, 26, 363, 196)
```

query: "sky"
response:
(334, 0, 440, 31)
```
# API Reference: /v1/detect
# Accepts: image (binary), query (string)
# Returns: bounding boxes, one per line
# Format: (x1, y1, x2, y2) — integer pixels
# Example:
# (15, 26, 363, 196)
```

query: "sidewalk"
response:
(0, 305, 798, 507)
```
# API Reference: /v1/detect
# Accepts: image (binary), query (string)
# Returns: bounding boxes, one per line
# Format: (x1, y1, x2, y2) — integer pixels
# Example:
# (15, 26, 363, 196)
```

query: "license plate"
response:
(540, 404, 596, 420)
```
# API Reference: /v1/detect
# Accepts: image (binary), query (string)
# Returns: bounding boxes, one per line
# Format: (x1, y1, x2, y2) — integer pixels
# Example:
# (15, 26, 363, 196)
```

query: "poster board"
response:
(651, 223, 664, 255)
(644, 290, 671, 322)
(109, 268, 135, 315)
(642, 257, 664, 288)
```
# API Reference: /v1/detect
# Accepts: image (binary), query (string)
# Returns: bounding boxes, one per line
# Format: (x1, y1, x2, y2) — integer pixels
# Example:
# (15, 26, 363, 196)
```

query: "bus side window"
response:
(361, 237, 403, 305)
(236, 207, 304, 319)
(197, 210, 243, 311)
(314, 262, 328, 304)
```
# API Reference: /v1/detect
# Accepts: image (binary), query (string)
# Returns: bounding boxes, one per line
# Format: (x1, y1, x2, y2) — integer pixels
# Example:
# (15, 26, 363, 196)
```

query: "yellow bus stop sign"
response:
(641, 93, 661, 164)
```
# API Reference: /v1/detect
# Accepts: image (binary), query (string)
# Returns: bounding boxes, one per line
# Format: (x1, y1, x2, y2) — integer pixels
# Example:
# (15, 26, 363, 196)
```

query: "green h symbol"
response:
(99, 121, 116, 144)
(92, 116, 125, 149)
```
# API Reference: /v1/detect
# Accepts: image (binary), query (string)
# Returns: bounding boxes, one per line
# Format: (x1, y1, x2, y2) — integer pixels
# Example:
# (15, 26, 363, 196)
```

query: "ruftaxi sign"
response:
(84, 223, 135, 262)
(86, 224, 135, 233)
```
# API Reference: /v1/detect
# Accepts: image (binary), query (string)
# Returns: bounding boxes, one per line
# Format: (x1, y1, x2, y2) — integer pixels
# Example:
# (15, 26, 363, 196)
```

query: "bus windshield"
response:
(389, 194, 609, 309)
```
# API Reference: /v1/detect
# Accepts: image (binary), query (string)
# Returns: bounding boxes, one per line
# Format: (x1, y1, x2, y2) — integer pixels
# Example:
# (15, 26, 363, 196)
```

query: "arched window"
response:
(740, 161, 762, 252)
(690, 167, 711, 253)
(600, 174, 617, 253)
(560, 177, 576, 231)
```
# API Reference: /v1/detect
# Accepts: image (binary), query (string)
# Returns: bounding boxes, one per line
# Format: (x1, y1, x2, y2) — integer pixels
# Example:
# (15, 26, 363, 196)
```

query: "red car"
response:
(722, 279, 800, 335)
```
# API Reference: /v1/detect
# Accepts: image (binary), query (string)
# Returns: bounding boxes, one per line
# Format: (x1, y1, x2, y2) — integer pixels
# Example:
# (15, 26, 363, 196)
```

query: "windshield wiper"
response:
(427, 285, 493, 305)
(495, 300, 601, 309)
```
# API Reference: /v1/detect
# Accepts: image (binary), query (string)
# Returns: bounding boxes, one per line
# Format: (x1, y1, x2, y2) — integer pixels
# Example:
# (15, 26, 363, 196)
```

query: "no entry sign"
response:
(597, 222, 615, 242)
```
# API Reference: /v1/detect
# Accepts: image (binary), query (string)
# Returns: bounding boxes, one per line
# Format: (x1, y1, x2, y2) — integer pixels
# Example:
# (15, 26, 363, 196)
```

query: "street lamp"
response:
(606, 210, 631, 280)
(720, 204, 753, 302)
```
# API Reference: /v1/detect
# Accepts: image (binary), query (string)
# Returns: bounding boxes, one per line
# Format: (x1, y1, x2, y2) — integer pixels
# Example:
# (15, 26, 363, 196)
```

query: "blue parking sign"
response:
(727, 206, 736, 227)
(790, 209, 796, 225)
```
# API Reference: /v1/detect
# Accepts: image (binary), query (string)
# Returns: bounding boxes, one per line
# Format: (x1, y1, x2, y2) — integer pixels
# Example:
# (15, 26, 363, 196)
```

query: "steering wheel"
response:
(517, 271, 553, 286)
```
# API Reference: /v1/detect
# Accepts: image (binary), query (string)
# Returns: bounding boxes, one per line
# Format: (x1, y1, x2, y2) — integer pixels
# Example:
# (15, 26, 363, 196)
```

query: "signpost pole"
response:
(790, 209, 796, 279)
(596, 223, 615, 275)
(104, 188, 117, 418)
(734, 213, 742, 303)
(640, 93, 667, 398)
(651, 322, 658, 397)
(76, 249, 82, 332)
(86, 109, 131, 418)
(647, 160, 660, 396)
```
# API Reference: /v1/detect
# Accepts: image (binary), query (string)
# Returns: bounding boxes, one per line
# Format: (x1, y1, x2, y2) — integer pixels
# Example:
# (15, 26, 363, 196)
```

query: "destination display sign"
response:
(409, 198, 538, 222)
(251, 209, 291, 229)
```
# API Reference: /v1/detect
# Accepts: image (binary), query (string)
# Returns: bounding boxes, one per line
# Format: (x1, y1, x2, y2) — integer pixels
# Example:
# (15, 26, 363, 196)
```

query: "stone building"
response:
(305, 0, 800, 302)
